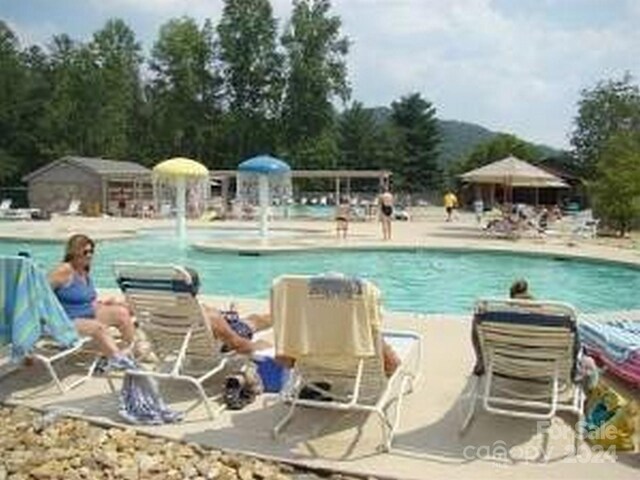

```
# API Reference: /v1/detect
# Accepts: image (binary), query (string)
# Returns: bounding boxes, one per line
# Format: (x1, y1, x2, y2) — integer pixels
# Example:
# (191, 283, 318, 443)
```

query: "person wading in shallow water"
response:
(378, 188, 394, 241)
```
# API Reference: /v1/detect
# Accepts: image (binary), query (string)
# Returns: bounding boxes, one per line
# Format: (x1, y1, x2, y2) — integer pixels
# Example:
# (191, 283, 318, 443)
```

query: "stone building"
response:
(22, 156, 152, 215)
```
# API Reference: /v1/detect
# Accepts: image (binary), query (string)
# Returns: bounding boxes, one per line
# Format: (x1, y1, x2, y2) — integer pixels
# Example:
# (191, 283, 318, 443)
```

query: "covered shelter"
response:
(459, 156, 568, 207)
(22, 156, 152, 215)
(211, 169, 391, 215)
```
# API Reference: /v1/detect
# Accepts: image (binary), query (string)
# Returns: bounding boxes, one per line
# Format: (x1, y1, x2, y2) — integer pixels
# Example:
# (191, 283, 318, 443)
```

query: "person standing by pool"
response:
(473, 198, 484, 226)
(49, 234, 135, 366)
(335, 197, 350, 239)
(378, 188, 394, 240)
(116, 188, 127, 217)
(443, 190, 458, 222)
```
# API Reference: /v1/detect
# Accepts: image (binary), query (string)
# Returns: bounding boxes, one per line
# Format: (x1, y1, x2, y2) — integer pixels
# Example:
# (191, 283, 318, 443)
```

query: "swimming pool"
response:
(1, 230, 639, 314)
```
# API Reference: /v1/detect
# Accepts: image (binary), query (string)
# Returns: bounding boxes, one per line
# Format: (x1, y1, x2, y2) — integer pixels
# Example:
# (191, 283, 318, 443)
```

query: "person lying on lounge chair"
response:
(181, 268, 272, 354)
(203, 304, 272, 354)
(273, 335, 401, 377)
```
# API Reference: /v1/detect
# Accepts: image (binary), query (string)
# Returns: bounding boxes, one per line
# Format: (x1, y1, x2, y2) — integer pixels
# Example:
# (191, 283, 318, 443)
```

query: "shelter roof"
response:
(22, 156, 150, 182)
(459, 155, 567, 187)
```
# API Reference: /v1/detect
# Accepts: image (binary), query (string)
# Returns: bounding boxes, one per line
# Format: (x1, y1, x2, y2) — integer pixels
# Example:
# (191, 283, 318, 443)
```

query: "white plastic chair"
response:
(571, 209, 599, 239)
(113, 262, 233, 419)
(460, 298, 585, 457)
(270, 275, 423, 452)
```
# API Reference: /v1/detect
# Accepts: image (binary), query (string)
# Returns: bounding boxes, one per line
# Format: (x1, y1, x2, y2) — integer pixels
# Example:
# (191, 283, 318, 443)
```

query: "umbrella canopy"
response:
(459, 156, 567, 187)
(238, 155, 290, 175)
(153, 157, 208, 179)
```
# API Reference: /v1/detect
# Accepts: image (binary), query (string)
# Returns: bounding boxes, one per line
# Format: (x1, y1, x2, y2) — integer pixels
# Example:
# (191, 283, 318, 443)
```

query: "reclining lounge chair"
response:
(460, 298, 585, 456)
(0, 255, 97, 394)
(270, 274, 423, 451)
(114, 262, 233, 419)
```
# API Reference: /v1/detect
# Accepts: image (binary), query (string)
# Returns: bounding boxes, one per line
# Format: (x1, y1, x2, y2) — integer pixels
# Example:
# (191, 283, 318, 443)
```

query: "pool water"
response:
(1, 230, 639, 314)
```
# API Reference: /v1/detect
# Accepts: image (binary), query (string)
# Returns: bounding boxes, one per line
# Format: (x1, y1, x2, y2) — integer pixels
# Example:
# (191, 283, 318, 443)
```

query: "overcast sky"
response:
(2, 0, 639, 149)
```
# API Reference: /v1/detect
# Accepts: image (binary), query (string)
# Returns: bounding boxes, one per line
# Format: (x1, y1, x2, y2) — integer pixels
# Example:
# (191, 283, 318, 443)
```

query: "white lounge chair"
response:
(571, 209, 599, 239)
(270, 274, 423, 452)
(460, 298, 585, 457)
(60, 198, 81, 216)
(0, 255, 97, 394)
(0, 198, 12, 212)
(113, 262, 233, 419)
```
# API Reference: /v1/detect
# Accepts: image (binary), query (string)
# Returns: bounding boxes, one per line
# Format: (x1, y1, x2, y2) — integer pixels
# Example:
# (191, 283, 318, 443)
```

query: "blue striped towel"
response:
(0, 256, 78, 360)
(308, 274, 364, 299)
(579, 318, 640, 364)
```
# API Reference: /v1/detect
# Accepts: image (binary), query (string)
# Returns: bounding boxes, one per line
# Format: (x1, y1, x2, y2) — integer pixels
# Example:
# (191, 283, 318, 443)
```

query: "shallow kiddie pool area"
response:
(1, 228, 639, 314)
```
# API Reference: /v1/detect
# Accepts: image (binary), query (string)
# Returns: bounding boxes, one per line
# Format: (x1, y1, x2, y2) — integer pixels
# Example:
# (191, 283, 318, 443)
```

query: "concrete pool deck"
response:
(1, 303, 639, 480)
(1, 208, 639, 267)
(1, 209, 639, 479)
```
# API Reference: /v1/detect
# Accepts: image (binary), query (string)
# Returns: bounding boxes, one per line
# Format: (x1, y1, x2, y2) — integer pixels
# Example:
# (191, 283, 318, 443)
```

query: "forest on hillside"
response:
(0, 0, 562, 196)
(3, 0, 635, 216)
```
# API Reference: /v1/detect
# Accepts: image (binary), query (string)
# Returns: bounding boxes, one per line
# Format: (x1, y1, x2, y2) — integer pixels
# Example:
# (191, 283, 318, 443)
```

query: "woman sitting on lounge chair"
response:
(49, 234, 135, 366)
(471, 279, 533, 375)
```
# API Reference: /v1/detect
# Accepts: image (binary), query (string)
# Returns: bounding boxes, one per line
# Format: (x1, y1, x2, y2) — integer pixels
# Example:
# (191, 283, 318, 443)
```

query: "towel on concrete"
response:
(271, 274, 381, 359)
(118, 357, 184, 425)
(0, 255, 78, 360)
(579, 318, 640, 364)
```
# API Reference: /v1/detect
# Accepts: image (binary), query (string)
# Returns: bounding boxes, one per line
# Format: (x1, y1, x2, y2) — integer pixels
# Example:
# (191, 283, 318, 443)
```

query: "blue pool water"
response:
(1, 229, 639, 314)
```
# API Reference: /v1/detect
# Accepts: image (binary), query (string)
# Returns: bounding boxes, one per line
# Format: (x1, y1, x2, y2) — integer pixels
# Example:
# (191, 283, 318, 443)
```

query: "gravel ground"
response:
(0, 405, 368, 480)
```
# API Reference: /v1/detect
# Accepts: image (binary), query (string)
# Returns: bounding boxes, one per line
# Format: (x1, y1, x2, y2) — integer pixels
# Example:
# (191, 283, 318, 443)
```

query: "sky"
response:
(2, 0, 639, 149)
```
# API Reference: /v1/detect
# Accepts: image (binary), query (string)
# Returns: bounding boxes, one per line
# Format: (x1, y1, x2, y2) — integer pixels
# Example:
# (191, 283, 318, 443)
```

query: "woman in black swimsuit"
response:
(379, 190, 394, 240)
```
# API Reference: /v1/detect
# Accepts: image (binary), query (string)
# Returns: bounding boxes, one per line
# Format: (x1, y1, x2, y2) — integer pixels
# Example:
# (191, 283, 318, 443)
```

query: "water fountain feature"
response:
(236, 155, 292, 238)
(152, 157, 209, 245)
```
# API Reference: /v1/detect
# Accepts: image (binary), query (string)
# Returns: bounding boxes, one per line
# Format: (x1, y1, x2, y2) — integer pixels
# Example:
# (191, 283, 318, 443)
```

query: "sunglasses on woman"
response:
(82, 247, 94, 257)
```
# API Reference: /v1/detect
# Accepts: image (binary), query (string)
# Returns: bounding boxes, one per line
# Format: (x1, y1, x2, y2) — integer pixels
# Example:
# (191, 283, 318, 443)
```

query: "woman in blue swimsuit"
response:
(49, 234, 135, 361)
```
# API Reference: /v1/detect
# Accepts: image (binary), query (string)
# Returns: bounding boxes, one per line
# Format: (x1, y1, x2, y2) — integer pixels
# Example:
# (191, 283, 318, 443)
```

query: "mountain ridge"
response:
(366, 106, 564, 167)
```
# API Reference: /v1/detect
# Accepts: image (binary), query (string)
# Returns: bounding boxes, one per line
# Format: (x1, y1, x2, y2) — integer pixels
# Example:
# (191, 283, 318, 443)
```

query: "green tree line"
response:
(0, 0, 441, 194)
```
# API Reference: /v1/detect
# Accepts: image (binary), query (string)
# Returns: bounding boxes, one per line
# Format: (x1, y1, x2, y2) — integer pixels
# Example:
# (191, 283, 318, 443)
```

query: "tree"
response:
(590, 132, 640, 236)
(390, 93, 441, 192)
(281, 0, 350, 165)
(148, 17, 223, 165)
(90, 19, 143, 159)
(217, 0, 283, 160)
(338, 102, 379, 169)
(0, 21, 28, 183)
(571, 73, 640, 179)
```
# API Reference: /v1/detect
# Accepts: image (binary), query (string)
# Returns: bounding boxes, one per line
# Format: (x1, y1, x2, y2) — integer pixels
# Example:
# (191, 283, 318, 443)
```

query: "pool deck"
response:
(1, 210, 640, 479)
(1, 208, 639, 267)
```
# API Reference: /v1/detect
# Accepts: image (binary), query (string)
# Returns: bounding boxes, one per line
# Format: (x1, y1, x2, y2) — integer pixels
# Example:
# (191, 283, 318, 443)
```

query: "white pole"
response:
(176, 176, 186, 244)
(259, 174, 269, 238)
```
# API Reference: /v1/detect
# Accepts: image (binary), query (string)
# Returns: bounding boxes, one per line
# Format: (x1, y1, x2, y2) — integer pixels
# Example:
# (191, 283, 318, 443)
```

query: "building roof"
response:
(210, 169, 391, 179)
(459, 155, 567, 188)
(23, 156, 150, 182)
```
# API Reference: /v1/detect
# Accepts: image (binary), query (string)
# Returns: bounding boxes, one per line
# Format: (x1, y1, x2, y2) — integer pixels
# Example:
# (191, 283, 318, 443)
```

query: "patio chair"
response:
(60, 198, 81, 216)
(270, 274, 423, 452)
(460, 298, 584, 456)
(0, 198, 12, 212)
(113, 262, 233, 419)
(571, 209, 600, 239)
(0, 255, 98, 394)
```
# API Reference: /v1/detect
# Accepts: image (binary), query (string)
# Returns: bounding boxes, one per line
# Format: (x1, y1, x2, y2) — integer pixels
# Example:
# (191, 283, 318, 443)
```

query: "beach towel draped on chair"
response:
(1, 256, 79, 359)
(579, 318, 640, 387)
(0, 255, 96, 393)
(270, 274, 422, 452)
